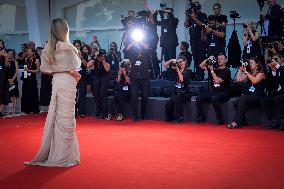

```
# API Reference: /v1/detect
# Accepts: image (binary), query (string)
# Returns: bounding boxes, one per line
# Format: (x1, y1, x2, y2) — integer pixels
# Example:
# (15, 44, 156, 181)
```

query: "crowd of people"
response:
(0, 0, 283, 131)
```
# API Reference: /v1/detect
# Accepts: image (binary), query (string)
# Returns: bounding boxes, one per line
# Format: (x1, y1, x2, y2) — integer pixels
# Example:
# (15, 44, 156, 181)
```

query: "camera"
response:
(137, 10, 150, 18)
(240, 60, 249, 67)
(267, 57, 278, 64)
(243, 23, 248, 28)
(230, 11, 240, 19)
(185, 0, 201, 16)
(98, 49, 107, 57)
(206, 56, 217, 66)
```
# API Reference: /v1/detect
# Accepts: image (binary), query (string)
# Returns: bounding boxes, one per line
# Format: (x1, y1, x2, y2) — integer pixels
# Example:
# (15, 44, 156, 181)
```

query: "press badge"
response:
(277, 84, 282, 92)
(0, 65, 2, 70)
(135, 61, 141, 66)
(175, 83, 182, 89)
(247, 41, 252, 54)
(249, 86, 255, 92)
(214, 83, 220, 87)
(210, 43, 216, 47)
(112, 61, 115, 65)
(123, 86, 129, 91)
(164, 29, 167, 33)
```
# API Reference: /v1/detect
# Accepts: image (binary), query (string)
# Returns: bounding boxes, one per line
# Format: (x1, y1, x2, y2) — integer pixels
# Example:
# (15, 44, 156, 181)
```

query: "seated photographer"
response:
(179, 41, 192, 68)
(242, 20, 262, 60)
(106, 63, 131, 121)
(87, 49, 110, 119)
(205, 15, 226, 57)
(106, 42, 122, 80)
(213, 3, 228, 27)
(164, 55, 191, 123)
(260, 55, 284, 130)
(196, 53, 231, 125)
(260, 0, 282, 38)
(126, 39, 150, 122)
(227, 57, 266, 129)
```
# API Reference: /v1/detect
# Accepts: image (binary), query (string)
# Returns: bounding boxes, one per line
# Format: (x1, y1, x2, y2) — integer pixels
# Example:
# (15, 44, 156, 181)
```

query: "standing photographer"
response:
(196, 53, 231, 125)
(227, 57, 266, 129)
(260, 55, 284, 130)
(260, 0, 282, 38)
(242, 20, 262, 60)
(164, 55, 191, 123)
(213, 3, 228, 27)
(153, 7, 179, 61)
(107, 42, 122, 80)
(184, 1, 207, 80)
(87, 49, 110, 119)
(205, 15, 226, 58)
(125, 39, 150, 122)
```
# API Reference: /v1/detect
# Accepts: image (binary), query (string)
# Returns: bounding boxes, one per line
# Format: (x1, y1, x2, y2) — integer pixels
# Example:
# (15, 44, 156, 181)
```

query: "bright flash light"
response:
(131, 29, 145, 42)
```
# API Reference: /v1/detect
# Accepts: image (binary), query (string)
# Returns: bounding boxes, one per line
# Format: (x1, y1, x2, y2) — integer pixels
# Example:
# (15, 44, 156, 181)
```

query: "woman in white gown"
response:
(25, 18, 81, 167)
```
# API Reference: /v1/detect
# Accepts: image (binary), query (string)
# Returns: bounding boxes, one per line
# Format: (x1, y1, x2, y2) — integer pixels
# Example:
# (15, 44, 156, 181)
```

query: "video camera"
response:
(230, 11, 240, 19)
(185, 0, 201, 16)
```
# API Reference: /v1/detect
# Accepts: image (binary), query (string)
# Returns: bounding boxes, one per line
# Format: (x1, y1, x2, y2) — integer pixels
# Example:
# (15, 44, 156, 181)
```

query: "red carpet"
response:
(0, 114, 284, 189)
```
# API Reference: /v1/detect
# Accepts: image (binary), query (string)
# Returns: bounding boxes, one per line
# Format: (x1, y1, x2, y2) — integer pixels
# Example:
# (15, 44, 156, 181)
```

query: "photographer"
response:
(125, 39, 150, 122)
(106, 63, 131, 121)
(260, 55, 284, 130)
(147, 12, 160, 78)
(227, 57, 266, 129)
(196, 53, 231, 125)
(153, 7, 179, 61)
(87, 49, 110, 119)
(164, 55, 191, 123)
(205, 15, 226, 58)
(184, 1, 207, 80)
(213, 3, 228, 27)
(260, 0, 282, 38)
(242, 20, 262, 60)
(107, 42, 122, 80)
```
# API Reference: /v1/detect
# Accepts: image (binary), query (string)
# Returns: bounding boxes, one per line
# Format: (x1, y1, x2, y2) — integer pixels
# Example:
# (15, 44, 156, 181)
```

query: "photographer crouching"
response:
(125, 29, 150, 122)
(164, 55, 191, 123)
(106, 62, 131, 121)
(196, 53, 231, 125)
(227, 57, 266, 129)
(260, 53, 284, 130)
(87, 49, 110, 119)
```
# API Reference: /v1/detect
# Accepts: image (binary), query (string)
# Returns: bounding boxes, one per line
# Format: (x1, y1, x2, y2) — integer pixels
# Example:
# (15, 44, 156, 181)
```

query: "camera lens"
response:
(243, 23, 247, 28)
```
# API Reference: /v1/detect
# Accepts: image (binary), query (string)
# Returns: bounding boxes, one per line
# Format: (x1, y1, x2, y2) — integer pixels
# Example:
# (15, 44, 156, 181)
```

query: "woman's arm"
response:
(248, 28, 260, 42)
(245, 71, 265, 85)
(102, 57, 110, 72)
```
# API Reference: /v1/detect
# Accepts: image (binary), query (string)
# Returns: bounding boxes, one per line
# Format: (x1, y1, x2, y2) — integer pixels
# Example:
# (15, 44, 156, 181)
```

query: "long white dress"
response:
(25, 41, 81, 167)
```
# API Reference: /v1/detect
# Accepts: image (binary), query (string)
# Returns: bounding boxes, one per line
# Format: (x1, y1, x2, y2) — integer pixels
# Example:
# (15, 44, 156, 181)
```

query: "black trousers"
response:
(191, 42, 206, 81)
(260, 94, 284, 121)
(92, 75, 110, 116)
(168, 93, 188, 120)
(109, 91, 131, 116)
(76, 74, 87, 116)
(130, 78, 149, 118)
(233, 94, 263, 125)
(162, 44, 176, 62)
(149, 45, 159, 78)
(196, 92, 230, 120)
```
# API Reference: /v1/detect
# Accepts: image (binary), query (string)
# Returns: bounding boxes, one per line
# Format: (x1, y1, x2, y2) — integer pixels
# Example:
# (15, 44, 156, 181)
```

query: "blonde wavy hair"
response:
(46, 18, 72, 63)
